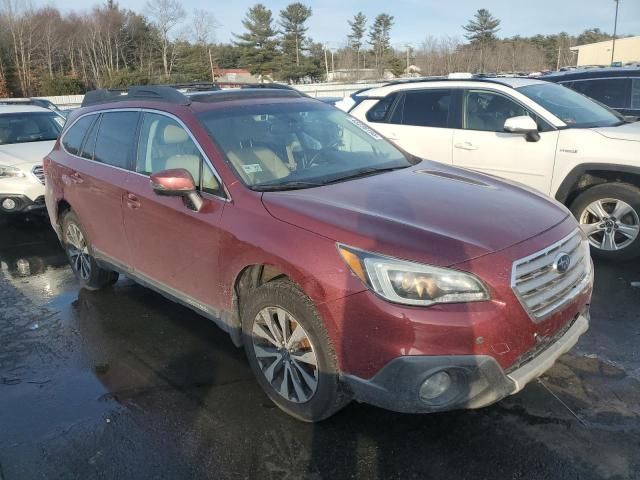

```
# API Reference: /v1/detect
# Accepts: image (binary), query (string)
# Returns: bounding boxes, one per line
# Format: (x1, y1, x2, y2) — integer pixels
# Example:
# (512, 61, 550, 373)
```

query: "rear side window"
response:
(366, 94, 397, 122)
(395, 89, 453, 128)
(94, 112, 140, 169)
(632, 79, 640, 109)
(62, 116, 94, 155)
(571, 78, 631, 108)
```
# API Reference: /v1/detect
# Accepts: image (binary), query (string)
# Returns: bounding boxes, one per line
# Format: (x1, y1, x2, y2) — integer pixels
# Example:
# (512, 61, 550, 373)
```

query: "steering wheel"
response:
(305, 141, 341, 168)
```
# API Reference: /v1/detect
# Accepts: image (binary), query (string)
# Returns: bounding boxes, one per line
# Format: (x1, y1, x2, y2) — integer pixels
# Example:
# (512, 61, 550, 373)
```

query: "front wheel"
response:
(241, 279, 349, 422)
(61, 210, 119, 290)
(570, 183, 640, 260)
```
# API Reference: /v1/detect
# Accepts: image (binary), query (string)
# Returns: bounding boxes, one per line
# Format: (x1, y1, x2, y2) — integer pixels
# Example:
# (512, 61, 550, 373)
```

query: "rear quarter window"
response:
(62, 116, 94, 155)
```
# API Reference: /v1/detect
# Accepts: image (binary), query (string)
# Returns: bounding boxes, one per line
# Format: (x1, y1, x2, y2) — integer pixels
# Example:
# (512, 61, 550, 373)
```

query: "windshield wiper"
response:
(322, 165, 409, 185)
(253, 180, 325, 191)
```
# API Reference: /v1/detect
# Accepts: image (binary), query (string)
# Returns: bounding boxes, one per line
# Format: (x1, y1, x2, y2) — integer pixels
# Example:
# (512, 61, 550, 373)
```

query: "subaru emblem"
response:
(554, 253, 571, 274)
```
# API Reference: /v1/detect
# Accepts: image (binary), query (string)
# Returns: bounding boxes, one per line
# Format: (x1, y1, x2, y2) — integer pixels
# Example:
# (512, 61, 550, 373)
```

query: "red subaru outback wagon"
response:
(44, 85, 593, 421)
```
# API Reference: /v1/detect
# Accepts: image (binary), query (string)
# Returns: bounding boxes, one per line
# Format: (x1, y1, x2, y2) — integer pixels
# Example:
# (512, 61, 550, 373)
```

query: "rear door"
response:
(365, 88, 457, 164)
(59, 111, 139, 265)
(451, 89, 559, 194)
(123, 111, 228, 313)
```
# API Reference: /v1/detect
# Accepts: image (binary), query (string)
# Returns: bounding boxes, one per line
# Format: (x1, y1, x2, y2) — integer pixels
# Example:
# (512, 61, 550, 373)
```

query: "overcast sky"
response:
(53, 0, 640, 47)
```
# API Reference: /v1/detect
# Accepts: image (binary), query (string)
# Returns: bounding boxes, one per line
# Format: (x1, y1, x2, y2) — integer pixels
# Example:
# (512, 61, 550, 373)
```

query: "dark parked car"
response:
(44, 85, 592, 421)
(543, 67, 640, 118)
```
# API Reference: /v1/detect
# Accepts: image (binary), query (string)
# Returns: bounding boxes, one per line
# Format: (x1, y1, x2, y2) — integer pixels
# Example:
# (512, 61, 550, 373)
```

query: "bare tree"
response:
(145, 0, 185, 78)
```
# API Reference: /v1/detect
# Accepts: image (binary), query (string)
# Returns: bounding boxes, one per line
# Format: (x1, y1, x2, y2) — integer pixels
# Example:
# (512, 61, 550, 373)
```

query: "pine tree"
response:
(279, 3, 312, 67)
(233, 4, 279, 76)
(368, 14, 394, 74)
(463, 9, 501, 73)
(348, 12, 367, 69)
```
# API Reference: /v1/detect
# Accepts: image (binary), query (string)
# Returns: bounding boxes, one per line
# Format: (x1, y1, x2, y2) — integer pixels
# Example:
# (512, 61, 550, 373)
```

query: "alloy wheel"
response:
(252, 306, 318, 403)
(65, 223, 92, 280)
(579, 198, 640, 251)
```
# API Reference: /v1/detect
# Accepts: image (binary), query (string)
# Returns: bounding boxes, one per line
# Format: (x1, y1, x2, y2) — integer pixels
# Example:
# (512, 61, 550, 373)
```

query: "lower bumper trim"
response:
(343, 314, 589, 414)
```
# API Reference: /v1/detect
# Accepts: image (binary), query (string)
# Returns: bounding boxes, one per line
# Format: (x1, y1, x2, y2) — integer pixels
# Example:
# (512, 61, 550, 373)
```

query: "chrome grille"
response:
(32, 165, 45, 184)
(512, 229, 592, 321)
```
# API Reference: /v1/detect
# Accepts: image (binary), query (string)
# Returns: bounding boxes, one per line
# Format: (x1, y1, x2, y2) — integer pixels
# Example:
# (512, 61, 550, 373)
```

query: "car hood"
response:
(593, 121, 640, 142)
(262, 161, 569, 266)
(0, 141, 55, 168)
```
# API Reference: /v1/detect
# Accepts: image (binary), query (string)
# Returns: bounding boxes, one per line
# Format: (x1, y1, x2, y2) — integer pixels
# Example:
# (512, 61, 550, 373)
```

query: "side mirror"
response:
(504, 116, 540, 142)
(150, 168, 203, 212)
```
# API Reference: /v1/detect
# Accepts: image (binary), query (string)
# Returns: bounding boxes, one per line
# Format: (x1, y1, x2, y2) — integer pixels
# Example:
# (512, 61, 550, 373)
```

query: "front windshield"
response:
(0, 112, 64, 145)
(517, 83, 623, 128)
(197, 101, 413, 190)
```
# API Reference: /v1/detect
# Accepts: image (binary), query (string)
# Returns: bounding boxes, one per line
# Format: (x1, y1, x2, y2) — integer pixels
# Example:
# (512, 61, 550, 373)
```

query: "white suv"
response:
(0, 105, 64, 215)
(342, 77, 640, 260)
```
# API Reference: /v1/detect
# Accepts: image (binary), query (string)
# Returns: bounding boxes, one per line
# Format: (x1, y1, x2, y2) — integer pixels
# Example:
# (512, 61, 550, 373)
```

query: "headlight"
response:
(337, 244, 490, 306)
(0, 165, 26, 179)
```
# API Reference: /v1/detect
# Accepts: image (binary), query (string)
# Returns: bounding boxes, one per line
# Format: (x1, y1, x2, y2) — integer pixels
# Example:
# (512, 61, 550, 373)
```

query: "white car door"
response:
(451, 89, 559, 195)
(364, 89, 456, 165)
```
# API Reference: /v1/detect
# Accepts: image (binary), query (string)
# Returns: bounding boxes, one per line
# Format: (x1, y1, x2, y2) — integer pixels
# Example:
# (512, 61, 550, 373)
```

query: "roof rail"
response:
(81, 86, 191, 108)
(381, 75, 520, 89)
(81, 82, 299, 107)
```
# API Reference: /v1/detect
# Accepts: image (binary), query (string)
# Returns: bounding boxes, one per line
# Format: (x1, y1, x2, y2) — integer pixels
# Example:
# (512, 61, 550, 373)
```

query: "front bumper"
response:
(0, 194, 46, 214)
(343, 314, 589, 413)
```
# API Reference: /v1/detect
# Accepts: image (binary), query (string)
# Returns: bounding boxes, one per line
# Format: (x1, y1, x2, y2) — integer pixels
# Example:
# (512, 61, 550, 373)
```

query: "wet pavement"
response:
(1, 214, 639, 480)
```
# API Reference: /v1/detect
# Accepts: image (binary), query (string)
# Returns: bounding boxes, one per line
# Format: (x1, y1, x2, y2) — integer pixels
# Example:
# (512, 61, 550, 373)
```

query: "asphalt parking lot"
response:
(1, 215, 639, 480)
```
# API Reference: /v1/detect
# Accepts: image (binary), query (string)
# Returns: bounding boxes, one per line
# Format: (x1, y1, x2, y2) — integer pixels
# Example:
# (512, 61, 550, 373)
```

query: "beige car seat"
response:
(227, 147, 290, 184)
(161, 124, 201, 181)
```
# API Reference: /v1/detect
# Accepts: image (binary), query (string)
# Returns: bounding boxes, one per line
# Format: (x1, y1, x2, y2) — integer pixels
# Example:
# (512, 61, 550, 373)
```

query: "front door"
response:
(122, 112, 228, 313)
(451, 89, 559, 194)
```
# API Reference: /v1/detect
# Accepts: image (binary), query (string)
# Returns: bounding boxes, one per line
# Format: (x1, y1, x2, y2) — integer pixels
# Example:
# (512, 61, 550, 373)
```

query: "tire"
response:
(61, 210, 119, 290)
(241, 279, 349, 422)
(570, 183, 640, 260)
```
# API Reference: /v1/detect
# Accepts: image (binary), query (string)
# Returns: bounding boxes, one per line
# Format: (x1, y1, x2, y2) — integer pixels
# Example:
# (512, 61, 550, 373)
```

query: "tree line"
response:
(0, 0, 617, 97)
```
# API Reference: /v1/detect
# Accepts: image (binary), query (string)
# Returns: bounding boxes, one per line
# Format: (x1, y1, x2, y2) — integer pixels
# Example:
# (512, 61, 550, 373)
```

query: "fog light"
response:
(2, 198, 16, 210)
(419, 371, 452, 401)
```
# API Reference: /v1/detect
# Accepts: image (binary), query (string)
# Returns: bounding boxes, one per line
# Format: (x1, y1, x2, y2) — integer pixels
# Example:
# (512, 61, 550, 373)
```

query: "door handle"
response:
(454, 142, 478, 151)
(126, 192, 141, 209)
(70, 172, 83, 184)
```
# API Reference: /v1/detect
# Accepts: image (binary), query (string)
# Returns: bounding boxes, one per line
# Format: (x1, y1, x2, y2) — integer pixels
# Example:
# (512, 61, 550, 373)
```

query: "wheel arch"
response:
(555, 163, 640, 206)
(228, 264, 294, 345)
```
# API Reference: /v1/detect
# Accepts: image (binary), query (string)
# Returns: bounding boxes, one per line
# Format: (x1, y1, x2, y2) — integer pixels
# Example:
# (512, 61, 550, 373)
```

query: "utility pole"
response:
(611, 0, 620, 65)
(331, 49, 335, 73)
(323, 44, 329, 80)
(405, 44, 411, 73)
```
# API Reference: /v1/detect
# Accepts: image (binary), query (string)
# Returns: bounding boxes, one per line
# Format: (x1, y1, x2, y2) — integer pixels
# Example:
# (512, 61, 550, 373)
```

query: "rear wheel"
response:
(61, 210, 119, 290)
(570, 183, 640, 260)
(241, 279, 349, 422)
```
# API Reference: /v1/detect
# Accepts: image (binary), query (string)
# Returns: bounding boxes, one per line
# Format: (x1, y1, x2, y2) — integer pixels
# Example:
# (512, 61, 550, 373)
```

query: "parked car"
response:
(343, 77, 640, 260)
(0, 105, 64, 215)
(44, 85, 592, 421)
(0, 98, 70, 118)
(543, 67, 640, 118)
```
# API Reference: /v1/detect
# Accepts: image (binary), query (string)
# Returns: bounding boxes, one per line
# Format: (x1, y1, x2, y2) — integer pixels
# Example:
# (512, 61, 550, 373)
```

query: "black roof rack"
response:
(189, 89, 304, 103)
(81, 82, 302, 107)
(81, 86, 192, 107)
